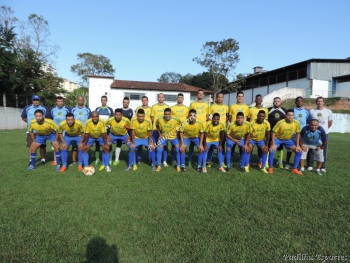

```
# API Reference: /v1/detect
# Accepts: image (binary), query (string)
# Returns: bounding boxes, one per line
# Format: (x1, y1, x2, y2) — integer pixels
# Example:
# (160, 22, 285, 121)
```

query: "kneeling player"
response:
(82, 111, 111, 172)
(57, 113, 85, 172)
(27, 109, 61, 171)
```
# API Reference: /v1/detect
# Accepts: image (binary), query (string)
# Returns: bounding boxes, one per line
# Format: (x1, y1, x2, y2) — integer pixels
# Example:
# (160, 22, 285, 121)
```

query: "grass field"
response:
(1, 130, 349, 262)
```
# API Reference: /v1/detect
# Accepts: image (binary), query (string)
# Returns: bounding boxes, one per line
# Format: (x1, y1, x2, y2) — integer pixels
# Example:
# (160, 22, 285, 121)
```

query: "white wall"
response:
(329, 113, 350, 133)
(259, 88, 306, 108)
(0, 107, 27, 130)
(89, 77, 114, 110)
(336, 82, 350, 97)
(311, 79, 329, 98)
(288, 78, 310, 89)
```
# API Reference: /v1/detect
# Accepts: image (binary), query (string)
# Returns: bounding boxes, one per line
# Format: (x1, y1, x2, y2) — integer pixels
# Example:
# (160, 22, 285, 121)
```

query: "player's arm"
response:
(179, 131, 186, 152)
(218, 130, 226, 151)
(294, 132, 302, 152)
(198, 132, 204, 153)
(269, 132, 277, 152)
(156, 122, 163, 139)
(265, 131, 271, 147)
(243, 132, 251, 152)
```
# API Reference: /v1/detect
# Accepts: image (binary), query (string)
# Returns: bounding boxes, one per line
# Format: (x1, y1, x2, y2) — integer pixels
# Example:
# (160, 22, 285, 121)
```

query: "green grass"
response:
(1, 130, 350, 262)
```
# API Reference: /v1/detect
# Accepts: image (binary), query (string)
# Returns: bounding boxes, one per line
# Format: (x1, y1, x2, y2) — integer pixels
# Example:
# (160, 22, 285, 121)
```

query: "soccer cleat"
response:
(284, 164, 290, 170)
(265, 163, 269, 168)
(188, 162, 192, 168)
(163, 161, 168, 167)
(197, 167, 202, 173)
(98, 165, 105, 171)
(240, 168, 246, 173)
(112, 160, 120, 166)
(152, 166, 156, 171)
(105, 166, 112, 172)
(125, 166, 132, 171)
(291, 168, 303, 176)
(59, 166, 67, 172)
(172, 161, 177, 167)
(95, 159, 101, 165)
(137, 160, 141, 165)
(132, 165, 137, 171)
(278, 163, 284, 169)
(244, 166, 250, 173)
(222, 162, 227, 168)
(27, 165, 36, 171)
(226, 167, 231, 172)
(51, 161, 57, 166)
(307, 166, 313, 171)
(156, 166, 162, 172)
(78, 165, 83, 172)
(181, 167, 186, 172)
(219, 167, 226, 173)
(55, 165, 61, 172)
(268, 167, 274, 174)
(176, 166, 181, 172)
(69, 162, 77, 167)
(315, 170, 322, 175)
(202, 167, 207, 173)
(260, 168, 268, 174)
(258, 162, 262, 169)
(300, 167, 305, 172)
(206, 162, 213, 168)
(320, 168, 326, 173)
(41, 160, 46, 165)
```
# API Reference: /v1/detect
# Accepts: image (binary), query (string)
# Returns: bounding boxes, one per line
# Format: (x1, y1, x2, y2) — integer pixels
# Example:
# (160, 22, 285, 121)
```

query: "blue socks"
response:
(31, 152, 36, 167)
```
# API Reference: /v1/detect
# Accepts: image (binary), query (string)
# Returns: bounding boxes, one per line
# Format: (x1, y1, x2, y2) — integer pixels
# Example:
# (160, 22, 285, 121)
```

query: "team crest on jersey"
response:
(79, 112, 83, 115)
(317, 113, 322, 117)
(275, 113, 280, 118)
(58, 112, 62, 116)
(298, 114, 302, 118)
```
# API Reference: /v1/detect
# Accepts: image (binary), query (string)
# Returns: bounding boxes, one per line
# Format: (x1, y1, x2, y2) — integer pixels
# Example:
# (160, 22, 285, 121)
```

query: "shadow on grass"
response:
(82, 237, 119, 263)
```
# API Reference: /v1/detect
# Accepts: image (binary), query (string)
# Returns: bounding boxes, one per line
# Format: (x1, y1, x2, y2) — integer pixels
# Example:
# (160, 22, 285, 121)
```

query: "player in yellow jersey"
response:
(179, 109, 205, 172)
(210, 92, 229, 124)
(268, 109, 303, 175)
(57, 113, 85, 172)
(151, 93, 170, 166)
(203, 113, 226, 172)
(248, 94, 268, 123)
(226, 112, 251, 173)
(27, 109, 61, 171)
(247, 110, 270, 173)
(229, 91, 250, 122)
(106, 108, 131, 166)
(126, 109, 157, 171)
(155, 108, 182, 172)
(82, 111, 111, 172)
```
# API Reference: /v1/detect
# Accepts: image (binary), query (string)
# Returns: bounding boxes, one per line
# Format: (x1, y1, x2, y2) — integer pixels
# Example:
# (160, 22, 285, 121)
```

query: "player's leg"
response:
(192, 138, 203, 171)
(171, 139, 181, 172)
(225, 139, 235, 172)
(315, 148, 324, 175)
(70, 140, 78, 166)
(299, 145, 309, 172)
(320, 135, 328, 172)
(156, 140, 165, 171)
(276, 144, 284, 168)
(94, 142, 101, 165)
(180, 138, 189, 170)
(48, 133, 61, 171)
(287, 140, 302, 175)
(268, 139, 282, 174)
(114, 140, 122, 165)
(27, 138, 42, 170)
(125, 141, 135, 171)
(163, 143, 169, 166)
(188, 141, 195, 168)
(285, 150, 292, 169)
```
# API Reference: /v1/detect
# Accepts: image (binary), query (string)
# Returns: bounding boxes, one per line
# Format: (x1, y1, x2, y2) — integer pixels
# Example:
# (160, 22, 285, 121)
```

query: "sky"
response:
(4, 0, 350, 85)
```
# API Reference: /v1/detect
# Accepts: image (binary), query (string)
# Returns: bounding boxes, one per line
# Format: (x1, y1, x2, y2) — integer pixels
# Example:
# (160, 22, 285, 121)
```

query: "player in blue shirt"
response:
(299, 119, 327, 175)
(21, 94, 50, 165)
(285, 96, 310, 169)
(70, 96, 91, 165)
(50, 96, 71, 165)
(95, 95, 114, 165)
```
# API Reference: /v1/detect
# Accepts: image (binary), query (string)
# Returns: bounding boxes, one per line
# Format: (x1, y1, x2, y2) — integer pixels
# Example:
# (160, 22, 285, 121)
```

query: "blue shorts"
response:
(226, 138, 244, 149)
(274, 138, 295, 149)
(183, 137, 200, 147)
(110, 133, 128, 144)
(207, 141, 220, 149)
(36, 133, 56, 145)
(64, 135, 82, 147)
(158, 138, 179, 147)
(249, 139, 265, 147)
(87, 137, 104, 146)
(129, 138, 149, 149)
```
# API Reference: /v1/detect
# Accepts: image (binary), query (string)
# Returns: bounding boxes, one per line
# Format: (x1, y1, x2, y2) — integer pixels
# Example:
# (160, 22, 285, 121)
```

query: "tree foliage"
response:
(64, 88, 89, 108)
(157, 72, 182, 83)
(193, 38, 240, 92)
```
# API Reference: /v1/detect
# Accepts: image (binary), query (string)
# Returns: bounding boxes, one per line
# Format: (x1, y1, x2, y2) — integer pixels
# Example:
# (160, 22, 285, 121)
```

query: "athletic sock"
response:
(55, 151, 61, 166)
(61, 150, 68, 167)
(31, 153, 36, 167)
(78, 150, 83, 166)
(115, 147, 121, 161)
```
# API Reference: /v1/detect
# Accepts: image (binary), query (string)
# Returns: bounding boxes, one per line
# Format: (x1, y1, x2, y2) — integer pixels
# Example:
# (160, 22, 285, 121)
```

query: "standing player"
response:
(105, 109, 131, 166)
(27, 109, 61, 171)
(119, 97, 133, 120)
(267, 97, 287, 168)
(82, 111, 111, 172)
(268, 109, 303, 175)
(179, 109, 205, 172)
(248, 94, 268, 123)
(126, 109, 156, 171)
(95, 95, 114, 165)
(285, 96, 310, 169)
(57, 113, 85, 172)
(21, 94, 50, 165)
(151, 93, 169, 166)
(226, 112, 251, 173)
(309, 97, 333, 172)
(202, 113, 226, 173)
(71, 96, 91, 166)
(50, 96, 70, 166)
(299, 119, 328, 175)
(155, 108, 182, 172)
(228, 91, 250, 123)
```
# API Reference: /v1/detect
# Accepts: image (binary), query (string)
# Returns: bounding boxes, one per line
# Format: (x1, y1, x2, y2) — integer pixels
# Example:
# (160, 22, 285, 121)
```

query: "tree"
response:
(71, 52, 115, 86)
(193, 38, 240, 92)
(157, 72, 182, 83)
(64, 88, 89, 108)
(179, 73, 194, 85)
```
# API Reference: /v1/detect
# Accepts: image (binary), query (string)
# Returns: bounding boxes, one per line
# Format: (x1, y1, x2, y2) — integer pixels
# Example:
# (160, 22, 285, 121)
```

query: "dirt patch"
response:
(304, 99, 350, 110)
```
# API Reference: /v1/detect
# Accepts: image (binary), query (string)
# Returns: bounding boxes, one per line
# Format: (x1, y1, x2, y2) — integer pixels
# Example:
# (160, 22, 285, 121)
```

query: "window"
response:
(163, 94, 178, 102)
(124, 92, 145, 100)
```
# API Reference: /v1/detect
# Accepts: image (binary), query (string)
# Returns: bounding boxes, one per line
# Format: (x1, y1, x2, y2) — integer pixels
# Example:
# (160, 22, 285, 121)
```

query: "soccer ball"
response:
(83, 166, 95, 176)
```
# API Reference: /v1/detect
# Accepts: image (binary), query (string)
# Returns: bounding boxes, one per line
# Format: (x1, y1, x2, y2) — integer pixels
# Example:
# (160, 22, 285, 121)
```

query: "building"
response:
(61, 79, 78, 92)
(88, 76, 214, 110)
(224, 58, 350, 105)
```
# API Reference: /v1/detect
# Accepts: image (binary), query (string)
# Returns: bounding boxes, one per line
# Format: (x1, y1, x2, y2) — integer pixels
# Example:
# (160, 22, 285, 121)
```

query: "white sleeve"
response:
(328, 109, 333, 121)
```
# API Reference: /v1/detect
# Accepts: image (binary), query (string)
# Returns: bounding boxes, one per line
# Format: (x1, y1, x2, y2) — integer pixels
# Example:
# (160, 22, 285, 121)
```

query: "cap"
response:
(32, 95, 40, 100)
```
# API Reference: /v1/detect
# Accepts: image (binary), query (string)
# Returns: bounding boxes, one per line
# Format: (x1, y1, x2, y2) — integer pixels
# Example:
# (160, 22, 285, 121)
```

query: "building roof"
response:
(88, 75, 115, 79)
(110, 79, 214, 93)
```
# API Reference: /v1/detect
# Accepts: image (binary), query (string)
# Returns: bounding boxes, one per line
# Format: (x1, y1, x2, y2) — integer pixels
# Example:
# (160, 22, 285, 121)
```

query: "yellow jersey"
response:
(85, 118, 106, 138)
(151, 103, 169, 130)
(205, 122, 226, 142)
(135, 106, 152, 121)
(58, 119, 84, 136)
(273, 119, 300, 140)
(250, 120, 271, 141)
(180, 121, 204, 138)
(229, 103, 250, 120)
(156, 117, 181, 140)
(227, 121, 251, 140)
(131, 118, 153, 139)
(210, 103, 229, 122)
(29, 118, 58, 136)
(106, 116, 131, 136)
(248, 107, 269, 123)
(189, 101, 209, 123)
(171, 104, 189, 123)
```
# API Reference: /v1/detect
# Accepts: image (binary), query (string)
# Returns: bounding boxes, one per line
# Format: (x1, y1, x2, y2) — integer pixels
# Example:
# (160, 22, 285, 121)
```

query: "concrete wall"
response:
(336, 81, 350, 97)
(260, 88, 306, 108)
(0, 107, 27, 130)
(329, 113, 350, 133)
(89, 77, 115, 111)
(311, 79, 330, 98)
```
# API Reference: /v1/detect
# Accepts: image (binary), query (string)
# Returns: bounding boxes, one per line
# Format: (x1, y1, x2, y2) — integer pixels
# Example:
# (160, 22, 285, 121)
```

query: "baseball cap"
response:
(32, 94, 40, 100)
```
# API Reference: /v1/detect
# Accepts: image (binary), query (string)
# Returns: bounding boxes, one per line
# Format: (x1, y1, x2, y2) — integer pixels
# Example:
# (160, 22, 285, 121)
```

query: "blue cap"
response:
(32, 94, 40, 100)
